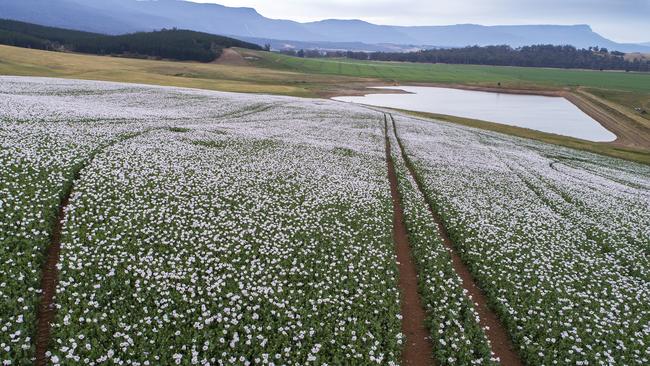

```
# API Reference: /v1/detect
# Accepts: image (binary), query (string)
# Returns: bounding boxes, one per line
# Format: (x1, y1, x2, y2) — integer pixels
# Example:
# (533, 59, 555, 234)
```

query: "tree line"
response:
(0, 19, 262, 62)
(281, 45, 650, 72)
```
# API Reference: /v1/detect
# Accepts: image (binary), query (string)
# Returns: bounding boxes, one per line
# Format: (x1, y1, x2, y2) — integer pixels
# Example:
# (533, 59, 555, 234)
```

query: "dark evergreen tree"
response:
(365, 44, 648, 72)
(0, 19, 262, 62)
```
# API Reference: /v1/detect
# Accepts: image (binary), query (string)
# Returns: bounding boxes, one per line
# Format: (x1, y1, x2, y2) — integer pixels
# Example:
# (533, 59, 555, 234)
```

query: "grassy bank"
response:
(395, 109, 650, 165)
(246, 49, 650, 93)
(0, 45, 371, 97)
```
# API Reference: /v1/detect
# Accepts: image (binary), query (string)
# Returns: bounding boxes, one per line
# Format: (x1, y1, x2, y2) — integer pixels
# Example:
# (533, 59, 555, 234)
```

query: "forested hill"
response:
(0, 19, 263, 62)
(335, 45, 650, 72)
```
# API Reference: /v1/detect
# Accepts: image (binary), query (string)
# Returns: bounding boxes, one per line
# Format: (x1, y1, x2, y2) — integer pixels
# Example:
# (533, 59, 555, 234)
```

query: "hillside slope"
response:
(0, 19, 262, 62)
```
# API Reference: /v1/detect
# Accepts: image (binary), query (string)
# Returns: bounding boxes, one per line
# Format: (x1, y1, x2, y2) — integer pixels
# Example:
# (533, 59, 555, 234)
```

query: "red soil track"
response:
(34, 192, 70, 366)
(33, 133, 148, 365)
(385, 116, 435, 366)
(390, 114, 523, 366)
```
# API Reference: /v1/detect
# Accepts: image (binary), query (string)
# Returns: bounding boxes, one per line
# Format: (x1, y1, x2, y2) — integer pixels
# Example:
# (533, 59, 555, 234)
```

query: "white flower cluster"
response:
(0, 90, 135, 363)
(1, 76, 286, 363)
(0, 77, 403, 365)
(392, 113, 650, 365)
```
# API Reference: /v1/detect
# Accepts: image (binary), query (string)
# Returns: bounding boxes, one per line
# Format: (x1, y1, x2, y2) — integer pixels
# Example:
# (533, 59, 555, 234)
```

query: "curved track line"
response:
(34, 131, 151, 366)
(384, 115, 434, 366)
(389, 114, 523, 366)
(34, 185, 70, 366)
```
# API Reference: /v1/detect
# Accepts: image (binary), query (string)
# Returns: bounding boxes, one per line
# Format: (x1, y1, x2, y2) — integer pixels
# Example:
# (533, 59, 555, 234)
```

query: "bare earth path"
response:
(390, 114, 523, 366)
(34, 132, 149, 365)
(384, 116, 435, 366)
(34, 184, 72, 366)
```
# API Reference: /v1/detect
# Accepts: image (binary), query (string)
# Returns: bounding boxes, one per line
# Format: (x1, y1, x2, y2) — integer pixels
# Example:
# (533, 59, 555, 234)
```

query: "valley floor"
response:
(1, 77, 649, 365)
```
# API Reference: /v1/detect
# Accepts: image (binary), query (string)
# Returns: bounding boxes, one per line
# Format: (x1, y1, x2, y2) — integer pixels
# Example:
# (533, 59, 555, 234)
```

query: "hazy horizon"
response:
(190, 0, 650, 44)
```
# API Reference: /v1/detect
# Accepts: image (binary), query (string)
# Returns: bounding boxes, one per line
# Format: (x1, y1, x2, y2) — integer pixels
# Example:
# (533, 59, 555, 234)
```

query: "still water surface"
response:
(334, 86, 617, 142)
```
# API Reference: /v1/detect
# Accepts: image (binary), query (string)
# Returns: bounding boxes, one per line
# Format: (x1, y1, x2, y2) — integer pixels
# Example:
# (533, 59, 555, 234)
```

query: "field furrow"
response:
(391, 112, 650, 364)
(383, 115, 434, 366)
(388, 114, 520, 366)
(34, 130, 154, 366)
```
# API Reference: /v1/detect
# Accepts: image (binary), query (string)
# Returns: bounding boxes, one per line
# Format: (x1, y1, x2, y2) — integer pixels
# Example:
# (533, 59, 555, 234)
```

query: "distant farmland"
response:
(250, 50, 650, 93)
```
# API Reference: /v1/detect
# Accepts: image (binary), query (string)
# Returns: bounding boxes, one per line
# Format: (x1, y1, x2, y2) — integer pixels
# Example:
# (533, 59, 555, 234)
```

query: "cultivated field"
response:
(1, 77, 649, 365)
(389, 113, 650, 365)
(2, 45, 648, 164)
(251, 50, 650, 94)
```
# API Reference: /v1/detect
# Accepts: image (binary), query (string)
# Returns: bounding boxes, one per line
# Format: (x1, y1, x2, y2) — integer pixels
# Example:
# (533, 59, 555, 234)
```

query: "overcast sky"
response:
(191, 0, 650, 43)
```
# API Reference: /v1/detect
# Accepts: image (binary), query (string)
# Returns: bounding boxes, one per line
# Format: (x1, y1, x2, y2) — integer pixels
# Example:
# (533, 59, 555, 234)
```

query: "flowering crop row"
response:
(50, 124, 404, 365)
(0, 77, 414, 365)
(386, 117, 496, 365)
(392, 113, 650, 365)
(1, 76, 290, 364)
(0, 77, 405, 365)
(0, 121, 94, 364)
(0, 78, 146, 364)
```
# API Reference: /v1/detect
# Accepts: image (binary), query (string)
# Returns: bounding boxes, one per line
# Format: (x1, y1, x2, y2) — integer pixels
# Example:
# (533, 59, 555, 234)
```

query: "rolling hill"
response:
(0, 18, 262, 62)
(1, 0, 649, 53)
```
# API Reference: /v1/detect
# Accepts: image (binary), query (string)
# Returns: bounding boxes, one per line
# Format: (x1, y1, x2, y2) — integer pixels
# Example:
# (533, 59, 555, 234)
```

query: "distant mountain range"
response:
(239, 37, 425, 53)
(1, 0, 649, 53)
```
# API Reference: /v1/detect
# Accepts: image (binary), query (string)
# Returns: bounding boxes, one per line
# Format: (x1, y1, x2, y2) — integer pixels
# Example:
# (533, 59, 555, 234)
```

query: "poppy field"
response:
(1, 76, 648, 365)
(390, 113, 650, 365)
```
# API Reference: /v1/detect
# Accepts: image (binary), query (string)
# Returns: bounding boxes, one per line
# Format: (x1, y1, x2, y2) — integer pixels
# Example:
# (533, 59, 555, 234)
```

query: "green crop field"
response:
(2, 8, 650, 365)
(246, 50, 650, 94)
(1, 44, 649, 164)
